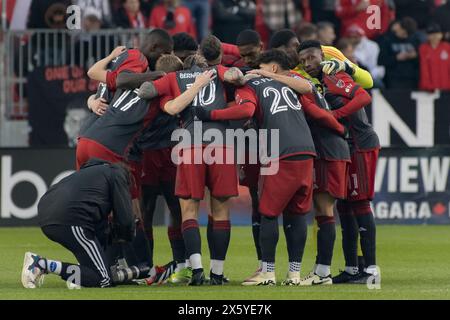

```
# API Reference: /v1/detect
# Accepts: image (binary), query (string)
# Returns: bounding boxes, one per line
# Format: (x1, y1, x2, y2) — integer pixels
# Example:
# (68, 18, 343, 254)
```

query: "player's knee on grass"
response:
(61, 265, 112, 288)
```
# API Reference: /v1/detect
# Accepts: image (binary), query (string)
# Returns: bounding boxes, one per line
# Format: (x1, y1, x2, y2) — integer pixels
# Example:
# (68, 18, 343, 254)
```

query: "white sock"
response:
(345, 266, 359, 275)
(176, 263, 186, 272)
(288, 261, 301, 273)
(315, 264, 331, 277)
(210, 259, 224, 276)
(364, 265, 379, 275)
(262, 261, 275, 273)
(39, 259, 62, 275)
(189, 254, 203, 270)
(148, 266, 156, 278)
(258, 260, 262, 269)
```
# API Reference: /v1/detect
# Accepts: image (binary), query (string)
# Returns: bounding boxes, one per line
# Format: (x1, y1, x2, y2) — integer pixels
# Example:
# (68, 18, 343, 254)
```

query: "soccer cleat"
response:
(349, 271, 381, 285)
(241, 271, 276, 286)
(145, 261, 177, 286)
(205, 273, 230, 284)
(332, 270, 361, 284)
(281, 272, 301, 286)
(241, 267, 262, 285)
(299, 272, 332, 286)
(209, 272, 224, 286)
(189, 270, 206, 286)
(21, 252, 45, 289)
(169, 267, 193, 284)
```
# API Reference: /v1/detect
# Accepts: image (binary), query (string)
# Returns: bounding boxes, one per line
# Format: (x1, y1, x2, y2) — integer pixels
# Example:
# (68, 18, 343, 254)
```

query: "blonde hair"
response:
(183, 54, 208, 69)
(155, 54, 184, 73)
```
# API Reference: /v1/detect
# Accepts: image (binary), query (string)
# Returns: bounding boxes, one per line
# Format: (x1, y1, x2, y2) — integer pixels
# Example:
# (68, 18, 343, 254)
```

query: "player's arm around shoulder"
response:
(87, 46, 127, 83)
(116, 71, 166, 90)
(246, 69, 313, 94)
(325, 72, 372, 119)
(207, 85, 257, 121)
(163, 70, 217, 116)
(299, 94, 345, 136)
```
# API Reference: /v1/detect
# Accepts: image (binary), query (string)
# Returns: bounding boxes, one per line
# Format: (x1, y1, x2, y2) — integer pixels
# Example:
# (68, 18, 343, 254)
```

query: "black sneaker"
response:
(189, 269, 205, 286)
(349, 271, 380, 285)
(332, 270, 361, 284)
(209, 272, 224, 285)
(223, 275, 230, 283)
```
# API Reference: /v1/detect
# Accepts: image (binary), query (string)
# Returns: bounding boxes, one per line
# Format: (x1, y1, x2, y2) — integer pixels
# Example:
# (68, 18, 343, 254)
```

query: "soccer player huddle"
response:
(21, 27, 380, 289)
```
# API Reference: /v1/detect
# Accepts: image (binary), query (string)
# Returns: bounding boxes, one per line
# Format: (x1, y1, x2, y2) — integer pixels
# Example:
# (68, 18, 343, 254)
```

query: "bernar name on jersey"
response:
(179, 72, 202, 79)
(178, 68, 217, 79)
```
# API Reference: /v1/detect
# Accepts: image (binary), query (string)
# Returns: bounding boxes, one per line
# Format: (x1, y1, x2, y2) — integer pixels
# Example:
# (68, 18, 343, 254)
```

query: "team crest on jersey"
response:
(441, 50, 449, 61)
(336, 79, 346, 88)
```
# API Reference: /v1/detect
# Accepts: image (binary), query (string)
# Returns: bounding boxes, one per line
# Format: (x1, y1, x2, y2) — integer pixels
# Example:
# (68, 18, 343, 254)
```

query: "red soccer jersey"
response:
(148, 5, 197, 39)
(323, 72, 369, 119)
(419, 42, 450, 91)
(323, 72, 379, 152)
(232, 85, 344, 134)
(106, 49, 148, 91)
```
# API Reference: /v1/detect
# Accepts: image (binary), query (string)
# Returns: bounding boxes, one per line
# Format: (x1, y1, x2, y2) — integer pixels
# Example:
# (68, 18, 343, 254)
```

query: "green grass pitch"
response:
(1, 225, 450, 300)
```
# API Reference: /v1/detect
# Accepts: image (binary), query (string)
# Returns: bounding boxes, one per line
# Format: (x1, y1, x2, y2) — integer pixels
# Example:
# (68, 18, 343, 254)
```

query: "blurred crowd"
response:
(1, 0, 450, 91)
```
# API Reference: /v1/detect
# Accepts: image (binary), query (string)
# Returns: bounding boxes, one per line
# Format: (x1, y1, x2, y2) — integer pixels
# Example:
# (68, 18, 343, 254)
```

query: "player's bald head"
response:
(141, 29, 174, 70)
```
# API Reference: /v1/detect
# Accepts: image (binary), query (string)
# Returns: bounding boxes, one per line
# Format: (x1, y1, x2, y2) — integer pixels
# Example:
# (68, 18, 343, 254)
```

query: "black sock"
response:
(337, 200, 358, 268)
(358, 255, 366, 272)
(260, 215, 279, 263)
(207, 215, 215, 259)
(315, 216, 336, 266)
(252, 213, 262, 261)
(250, 188, 262, 261)
(162, 182, 185, 264)
(352, 201, 377, 267)
(133, 222, 153, 267)
(142, 185, 158, 266)
(212, 220, 231, 261)
(182, 219, 202, 270)
(168, 227, 185, 263)
(283, 213, 308, 264)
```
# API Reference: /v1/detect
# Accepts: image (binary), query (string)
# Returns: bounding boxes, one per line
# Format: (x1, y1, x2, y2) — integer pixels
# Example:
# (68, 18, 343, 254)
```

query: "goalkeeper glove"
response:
(320, 58, 355, 76)
(192, 107, 212, 121)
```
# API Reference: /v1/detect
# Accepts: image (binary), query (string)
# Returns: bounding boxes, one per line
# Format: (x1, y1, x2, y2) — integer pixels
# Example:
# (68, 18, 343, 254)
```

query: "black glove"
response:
(192, 107, 212, 121)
